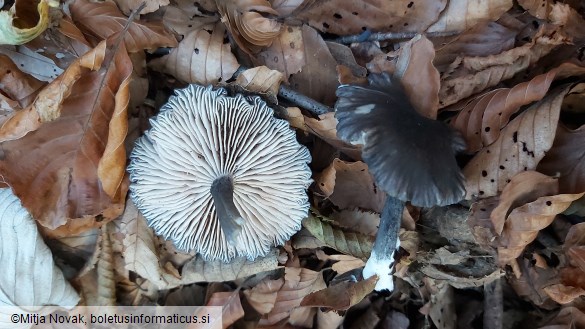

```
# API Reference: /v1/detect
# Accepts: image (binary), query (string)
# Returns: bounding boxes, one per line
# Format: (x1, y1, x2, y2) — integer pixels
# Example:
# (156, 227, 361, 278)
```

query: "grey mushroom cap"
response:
(128, 85, 312, 261)
(334, 73, 466, 207)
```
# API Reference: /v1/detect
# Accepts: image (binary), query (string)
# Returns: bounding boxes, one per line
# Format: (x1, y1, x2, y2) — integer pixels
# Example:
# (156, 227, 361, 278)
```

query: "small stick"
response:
(483, 278, 503, 329)
(331, 30, 460, 44)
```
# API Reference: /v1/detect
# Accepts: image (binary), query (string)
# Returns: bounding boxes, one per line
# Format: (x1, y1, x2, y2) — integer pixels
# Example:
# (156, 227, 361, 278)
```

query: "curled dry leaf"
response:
(206, 291, 245, 328)
(490, 171, 558, 235)
(303, 210, 374, 260)
(426, 0, 512, 32)
(300, 275, 378, 311)
(451, 63, 585, 153)
(539, 125, 585, 194)
(0, 0, 54, 45)
(304, 112, 362, 160)
(255, 25, 304, 80)
(95, 224, 116, 306)
(293, 0, 446, 35)
(216, 0, 282, 54)
(233, 65, 284, 102)
(439, 26, 570, 107)
(70, 0, 178, 52)
(498, 191, 585, 265)
(315, 250, 365, 274)
(149, 22, 239, 85)
(314, 158, 385, 212)
(258, 267, 326, 326)
(162, 5, 218, 37)
(464, 87, 567, 199)
(543, 284, 585, 304)
(0, 188, 79, 326)
(393, 35, 440, 119)
(0, 37, 131, 235)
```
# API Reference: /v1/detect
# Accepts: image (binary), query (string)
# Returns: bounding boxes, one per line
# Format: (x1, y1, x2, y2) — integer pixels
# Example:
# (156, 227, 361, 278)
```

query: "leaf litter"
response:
(0, 0, 585, 328)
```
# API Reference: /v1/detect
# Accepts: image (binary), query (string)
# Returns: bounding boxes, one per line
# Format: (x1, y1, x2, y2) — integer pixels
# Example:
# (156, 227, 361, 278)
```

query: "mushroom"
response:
(334, 72, 466, 290)
(128, 85, 312, 261)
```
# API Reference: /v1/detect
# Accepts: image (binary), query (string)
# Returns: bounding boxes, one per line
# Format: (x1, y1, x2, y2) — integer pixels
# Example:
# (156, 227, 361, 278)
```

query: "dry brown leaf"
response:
(316, 309, 344, 329)
(539, 306, 585, 328)
(96, 224, 116, 306)
(498, 192, 584, 265)
(543, 284, 585, 304)
(549, 3, 585, 40)
(393, 35, 440, 119)
(149, 21, 239, 85)
(426, 0, 512, 32)
(518, 0, 552, 19)
(303, 210, 374, 260)
(289, 307, 316, 327)
(315, 250, 365, 274)
(259, 267, 326, 326)
(244, 278, 284, 314)
(207, 291, 245, 328)
(0, 45, 63, 82)
(300, 275, 377, 311)
(304, 112, 362, 160)
(293, 0, 446, 35)
(0, 54, 45, 114)
(70, 0, 177, 52)
(216, 0, 282, 54)
(326, 42, 367, 81)
(490, 171, 558, 235)
(255, 25, 304, 80)
(451, 63, 585, 153)
(162, 6, 218, 38)
(233, 66, 284, 101)
(539, 124, 585, 194)
(508, 258, 559, 308)
(314, 159, 385, 212)
(0, 37, 130, 235)
(114, 0, 170, 15)
(463, 87, 568, 199)
(330, 209, 380, 236)
(439, 26, 570, 107)
(468, 197, 500, 249)
(434, 22, 517, 72)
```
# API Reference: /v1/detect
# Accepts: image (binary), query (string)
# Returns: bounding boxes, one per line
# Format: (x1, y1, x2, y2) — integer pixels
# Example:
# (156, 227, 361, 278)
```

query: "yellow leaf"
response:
(0, 0, 55, 45)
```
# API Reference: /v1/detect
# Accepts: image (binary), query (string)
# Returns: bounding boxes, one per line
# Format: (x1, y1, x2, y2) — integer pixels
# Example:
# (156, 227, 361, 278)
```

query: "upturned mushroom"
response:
(335, 72, 466, 291)
(128, 85, 312, 262)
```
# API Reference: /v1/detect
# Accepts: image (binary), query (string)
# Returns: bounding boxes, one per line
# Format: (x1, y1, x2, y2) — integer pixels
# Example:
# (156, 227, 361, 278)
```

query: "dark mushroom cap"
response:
(335, 73, 466, 207)
(128, 85, 312, 261)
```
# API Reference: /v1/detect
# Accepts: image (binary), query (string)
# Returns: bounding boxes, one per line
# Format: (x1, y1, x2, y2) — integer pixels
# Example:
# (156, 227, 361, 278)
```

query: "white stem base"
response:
(362, 237, 400, 291)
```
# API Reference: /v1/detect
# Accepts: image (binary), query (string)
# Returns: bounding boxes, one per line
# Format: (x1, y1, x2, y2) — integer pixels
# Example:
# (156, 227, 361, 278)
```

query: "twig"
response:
(483, 278, 503, 329)
(331, 30, 460, 44)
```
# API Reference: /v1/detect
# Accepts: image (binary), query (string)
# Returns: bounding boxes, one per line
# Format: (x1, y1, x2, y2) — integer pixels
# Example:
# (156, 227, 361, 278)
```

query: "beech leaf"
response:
(0, 0, 55, 45)
(0, 37, 131, 235)
(0, 188, 79, 327)
(300, 275, 377, 311)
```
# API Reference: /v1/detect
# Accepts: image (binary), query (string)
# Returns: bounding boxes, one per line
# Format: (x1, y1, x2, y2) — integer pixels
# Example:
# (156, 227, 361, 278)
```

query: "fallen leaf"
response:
(0, 45, 63, 82)
(304, 113, 362, 160)
(314, 158, 385, 212)
(450, 63, 585, 153)
(114, 0, 170, 15)
(0, 188, 80, 324)
(207, 291, 245, 328)
(293, 0, 446, 35)
(539, 306, 585, 328)
(70, 0, 178, 52)
(233, 65, 284, 102)
(464, 87, 568, 199)
(426, 0, 512, 32)
(0, 36, 131, 235)
(0, 54, 45, 113)
(216, 0, 282, 54)
(0, 0, 54, 45)
(244, 278, 284, 314)
(544, 284, 585, 304)
(149, 21, 239, 84)
(300, 275, 377, 311)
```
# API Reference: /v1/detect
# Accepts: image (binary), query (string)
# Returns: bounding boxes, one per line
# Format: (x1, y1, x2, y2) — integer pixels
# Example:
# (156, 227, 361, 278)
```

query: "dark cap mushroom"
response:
(334, 72, 466, 290)
(128, 85, 312, 261)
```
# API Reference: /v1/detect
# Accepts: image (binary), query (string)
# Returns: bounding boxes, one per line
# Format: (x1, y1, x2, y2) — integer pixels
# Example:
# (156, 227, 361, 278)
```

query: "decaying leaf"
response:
(0, 36, 131, 236)
(0, 54, 45, 114)
(293, 0, 446, 35)
(439, 25, 570, 107)
(259, 267, 326, 326)
(244, 278, 284, 314)
(314, 158, 385, 212)
(149, 21, 239, 85)
(216, 0, 282, 54)
(114, 0, 170, 16)
(498, 191, 584, 265)
(207, 291, 245, 328)
(96, 223, 116, 306)
(70, 0, 177, 52)
(0, 188, 80, 326)
(303, 210, 374, 260)
(315, 250, 365, 274)
(426, 0, 512, 32)
(233, 65, 284, 102)
(300, 275, 377, 311)
(450, 63, 585, 153)
(330, 209, 380, 236)
(0, 0, 55, 45)
(464, 87, 568, 199)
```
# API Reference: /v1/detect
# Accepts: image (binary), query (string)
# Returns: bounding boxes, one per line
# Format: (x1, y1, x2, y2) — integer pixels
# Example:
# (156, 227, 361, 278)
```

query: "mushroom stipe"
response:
(128, 85, 312, 262)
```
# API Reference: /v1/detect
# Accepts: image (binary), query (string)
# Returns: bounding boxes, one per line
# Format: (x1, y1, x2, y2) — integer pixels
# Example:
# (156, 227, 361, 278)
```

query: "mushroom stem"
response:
(210, 176, 244, 245)
(363, 196, 403, 291)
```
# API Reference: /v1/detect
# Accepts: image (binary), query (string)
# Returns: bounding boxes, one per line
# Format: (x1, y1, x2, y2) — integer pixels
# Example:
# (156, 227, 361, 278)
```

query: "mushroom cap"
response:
(335, 73, 466, 207)
(128, 85, 312, 261)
